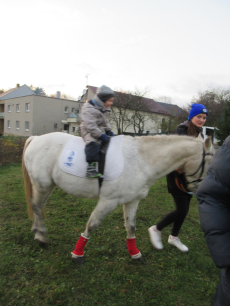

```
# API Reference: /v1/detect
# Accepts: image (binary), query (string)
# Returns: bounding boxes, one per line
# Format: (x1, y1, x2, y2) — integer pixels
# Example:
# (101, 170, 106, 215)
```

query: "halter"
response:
(174, 145, 213, 195)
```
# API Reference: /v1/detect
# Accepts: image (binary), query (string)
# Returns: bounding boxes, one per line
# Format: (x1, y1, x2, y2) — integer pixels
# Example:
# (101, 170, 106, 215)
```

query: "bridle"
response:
(186, 146, 213, 185)
(174, 145, 213, 195)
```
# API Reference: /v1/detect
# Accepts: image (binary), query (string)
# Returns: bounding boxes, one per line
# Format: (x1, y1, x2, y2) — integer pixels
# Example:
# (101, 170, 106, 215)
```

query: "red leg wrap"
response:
(72, 235, 89, 256)
(126, 238, 140, 256)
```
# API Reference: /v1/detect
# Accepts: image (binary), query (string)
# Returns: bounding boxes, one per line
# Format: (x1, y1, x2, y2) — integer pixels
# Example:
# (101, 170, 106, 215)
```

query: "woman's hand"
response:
(175, 167, 184, 174)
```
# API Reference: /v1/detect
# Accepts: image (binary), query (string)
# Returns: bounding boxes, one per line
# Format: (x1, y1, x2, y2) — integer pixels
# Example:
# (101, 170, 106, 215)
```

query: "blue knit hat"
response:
(188, 103, 208, 121)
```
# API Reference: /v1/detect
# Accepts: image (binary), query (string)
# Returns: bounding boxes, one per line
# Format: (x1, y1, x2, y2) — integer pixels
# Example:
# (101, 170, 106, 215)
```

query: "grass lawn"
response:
(0, 163, 219, 305)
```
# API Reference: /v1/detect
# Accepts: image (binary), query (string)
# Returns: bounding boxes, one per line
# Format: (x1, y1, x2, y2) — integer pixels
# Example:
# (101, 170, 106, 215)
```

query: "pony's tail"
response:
(22, 136, 37, 220)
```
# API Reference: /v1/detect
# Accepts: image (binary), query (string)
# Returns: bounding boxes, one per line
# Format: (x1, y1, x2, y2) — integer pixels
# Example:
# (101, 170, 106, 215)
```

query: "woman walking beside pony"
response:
(149, 103, 208, 252)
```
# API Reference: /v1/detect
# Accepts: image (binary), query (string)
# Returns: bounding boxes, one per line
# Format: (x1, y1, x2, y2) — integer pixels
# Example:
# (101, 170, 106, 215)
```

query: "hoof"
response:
(34, 232, 48, 245)
(132, 255, 144, 263)
(72, 256, 85, 265)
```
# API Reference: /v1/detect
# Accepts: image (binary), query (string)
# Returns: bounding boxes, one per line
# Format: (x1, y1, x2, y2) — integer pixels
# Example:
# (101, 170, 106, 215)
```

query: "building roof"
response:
(157, 102, 185, 116)
(87, 85, 170, 115)
(0, 84, 35, 100)
(0, 87, 17, 98)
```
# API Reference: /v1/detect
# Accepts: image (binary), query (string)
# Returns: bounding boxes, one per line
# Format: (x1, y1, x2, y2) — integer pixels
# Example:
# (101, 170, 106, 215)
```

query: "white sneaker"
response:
(148, 225, 163, 250)
(168, 235, 189, 252)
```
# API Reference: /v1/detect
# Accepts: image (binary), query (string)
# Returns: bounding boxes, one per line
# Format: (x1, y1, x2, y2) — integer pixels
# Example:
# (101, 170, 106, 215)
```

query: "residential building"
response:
(0, 84, 83, 136)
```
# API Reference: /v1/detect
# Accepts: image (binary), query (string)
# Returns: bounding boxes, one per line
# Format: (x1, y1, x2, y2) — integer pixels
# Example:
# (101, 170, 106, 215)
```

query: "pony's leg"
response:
(31, 186, 54, 244)
(72, 198, 118, 263)
(123, 200, 143, 261)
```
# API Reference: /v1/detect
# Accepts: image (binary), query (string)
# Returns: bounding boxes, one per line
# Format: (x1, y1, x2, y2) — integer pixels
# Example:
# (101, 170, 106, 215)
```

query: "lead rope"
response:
(174, 177, 195, 195)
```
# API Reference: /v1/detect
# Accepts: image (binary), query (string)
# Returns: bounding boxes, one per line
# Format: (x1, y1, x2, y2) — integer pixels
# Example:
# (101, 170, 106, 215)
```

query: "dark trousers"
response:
(198, 199, 230, 306)
(212, 267, 230, 306)
(157, 194, 192, 236)
(85, 142, 101, 163)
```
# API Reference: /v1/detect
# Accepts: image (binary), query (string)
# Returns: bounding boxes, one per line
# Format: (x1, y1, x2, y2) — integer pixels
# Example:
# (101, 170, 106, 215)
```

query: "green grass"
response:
(0, 164, 219, 306)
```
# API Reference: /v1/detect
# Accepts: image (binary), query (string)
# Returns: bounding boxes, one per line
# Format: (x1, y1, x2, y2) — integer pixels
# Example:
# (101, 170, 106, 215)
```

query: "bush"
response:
(0, 136, 27, 166)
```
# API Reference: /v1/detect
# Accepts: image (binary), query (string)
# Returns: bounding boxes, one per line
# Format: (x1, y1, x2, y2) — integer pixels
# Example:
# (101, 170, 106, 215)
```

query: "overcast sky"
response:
(1, 0, 230, 106)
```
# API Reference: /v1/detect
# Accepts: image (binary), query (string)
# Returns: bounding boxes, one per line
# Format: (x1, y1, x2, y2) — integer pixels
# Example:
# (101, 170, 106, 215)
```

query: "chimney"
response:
(56, 91, 61, 98)
(16, 83, 20, 88)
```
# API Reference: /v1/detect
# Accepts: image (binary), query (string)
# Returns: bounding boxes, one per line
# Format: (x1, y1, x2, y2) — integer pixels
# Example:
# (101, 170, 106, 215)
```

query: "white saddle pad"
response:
(59, 135, 124, 181)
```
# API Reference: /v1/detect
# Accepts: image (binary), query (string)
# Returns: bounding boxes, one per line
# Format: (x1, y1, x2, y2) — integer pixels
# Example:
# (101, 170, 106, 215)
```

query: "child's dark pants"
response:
(85, 142, 101, 163)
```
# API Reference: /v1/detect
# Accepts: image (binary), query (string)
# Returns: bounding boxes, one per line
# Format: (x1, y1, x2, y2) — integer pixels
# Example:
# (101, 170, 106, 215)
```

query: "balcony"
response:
(62, 112, 80, 124)
(0, 112, 4, 118)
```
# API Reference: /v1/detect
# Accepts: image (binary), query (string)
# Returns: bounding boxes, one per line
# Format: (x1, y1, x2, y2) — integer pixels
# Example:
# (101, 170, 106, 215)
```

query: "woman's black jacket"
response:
(167, 121, 190, 196)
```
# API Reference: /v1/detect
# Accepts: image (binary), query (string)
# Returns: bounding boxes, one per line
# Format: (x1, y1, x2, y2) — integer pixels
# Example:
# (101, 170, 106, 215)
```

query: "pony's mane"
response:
(134, 134, 202, 144)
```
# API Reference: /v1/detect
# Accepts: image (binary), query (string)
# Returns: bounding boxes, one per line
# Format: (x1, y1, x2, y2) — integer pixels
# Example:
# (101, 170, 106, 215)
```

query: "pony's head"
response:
(183, 136, 214, 193)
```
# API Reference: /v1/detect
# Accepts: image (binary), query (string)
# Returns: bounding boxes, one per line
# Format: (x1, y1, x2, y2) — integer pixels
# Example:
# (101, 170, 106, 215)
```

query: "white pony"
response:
(22, 132, 213, 264)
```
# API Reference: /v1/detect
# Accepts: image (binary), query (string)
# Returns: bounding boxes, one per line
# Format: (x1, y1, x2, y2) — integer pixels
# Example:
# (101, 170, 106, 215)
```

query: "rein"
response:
(174, 145, 213, 195)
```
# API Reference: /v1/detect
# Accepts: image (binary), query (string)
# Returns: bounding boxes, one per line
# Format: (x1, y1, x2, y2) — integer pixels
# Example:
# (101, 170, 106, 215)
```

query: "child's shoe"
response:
(86, 162, 102, 178)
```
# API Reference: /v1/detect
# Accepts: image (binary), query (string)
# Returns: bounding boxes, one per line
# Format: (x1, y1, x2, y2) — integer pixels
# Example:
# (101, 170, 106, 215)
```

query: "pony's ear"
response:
(204, 136, 212, 151)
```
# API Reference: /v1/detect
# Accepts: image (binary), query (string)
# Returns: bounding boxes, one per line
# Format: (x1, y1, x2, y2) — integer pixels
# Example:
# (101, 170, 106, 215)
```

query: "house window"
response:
(72, 126, 76, 132)
(7, 120, 11, 128)
(8, 105, 11, 112)
(25, 103, 30, 112)
(16, 121, 20, 129)
(76, 109, 80, 114)
(162, 118, 165, 123)
(25, 121, 29, 131)
(72, 107, 75, 113)
(16, 104, 20, 112)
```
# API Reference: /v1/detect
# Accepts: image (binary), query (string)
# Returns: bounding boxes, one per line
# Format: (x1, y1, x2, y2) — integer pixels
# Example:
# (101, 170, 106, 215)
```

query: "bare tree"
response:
(129, 89, 158, 133)
(109, 88, 157, 134)
(155, 96, 187, 134)
(109, 91, 133, 134)
(30, 85, 46, 96)
(191, 87, 230, 127)
(156, 96, 172, 104)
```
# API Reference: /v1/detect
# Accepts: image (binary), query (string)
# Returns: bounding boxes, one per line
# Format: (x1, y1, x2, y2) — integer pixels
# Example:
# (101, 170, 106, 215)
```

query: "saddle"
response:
(59, 135, 124, 182)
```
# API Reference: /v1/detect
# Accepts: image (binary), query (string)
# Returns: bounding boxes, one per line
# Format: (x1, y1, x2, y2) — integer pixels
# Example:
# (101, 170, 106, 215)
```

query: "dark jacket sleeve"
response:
(166, 124, 189, 196)
(175, 126, 188, 136)
(196, 136, 230, 269)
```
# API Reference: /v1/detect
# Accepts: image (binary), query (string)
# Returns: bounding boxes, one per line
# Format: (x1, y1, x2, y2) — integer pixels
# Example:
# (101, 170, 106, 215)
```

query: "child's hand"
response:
(99, 134, 108, 142)
(106, 131, 114, 136)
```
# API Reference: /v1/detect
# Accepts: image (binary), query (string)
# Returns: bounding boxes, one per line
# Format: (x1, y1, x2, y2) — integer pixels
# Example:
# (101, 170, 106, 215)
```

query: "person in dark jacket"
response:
(149, 103, 208, 252)
(196, 136, 230, 306)
(80, 85, 115, 178)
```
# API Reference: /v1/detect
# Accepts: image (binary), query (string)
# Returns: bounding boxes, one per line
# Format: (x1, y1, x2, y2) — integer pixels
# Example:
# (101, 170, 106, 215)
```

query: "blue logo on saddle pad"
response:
(64, 150, 75, 167)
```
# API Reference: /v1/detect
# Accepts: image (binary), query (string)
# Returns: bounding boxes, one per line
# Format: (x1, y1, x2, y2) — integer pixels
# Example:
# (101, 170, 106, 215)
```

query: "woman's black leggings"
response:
(157, 194, 192, 236)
